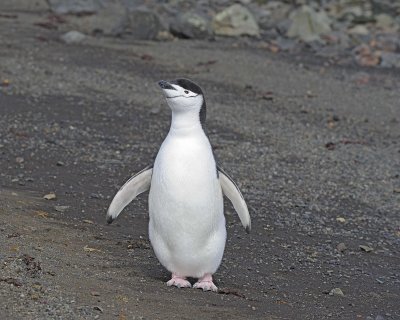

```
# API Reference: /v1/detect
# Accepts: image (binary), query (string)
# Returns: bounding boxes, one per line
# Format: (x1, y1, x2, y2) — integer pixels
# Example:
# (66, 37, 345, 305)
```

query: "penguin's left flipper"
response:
(106, 165, 153, 224)
(217, 166, 251, 233)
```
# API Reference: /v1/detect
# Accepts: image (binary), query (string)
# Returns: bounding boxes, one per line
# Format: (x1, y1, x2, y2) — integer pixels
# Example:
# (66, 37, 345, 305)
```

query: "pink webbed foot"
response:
(166, 274, 191, 289)
(193, 273, 218, 292)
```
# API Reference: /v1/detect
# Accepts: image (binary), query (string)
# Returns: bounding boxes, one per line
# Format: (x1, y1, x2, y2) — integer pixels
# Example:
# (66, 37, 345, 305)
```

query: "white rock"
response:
(348, 25, 369, 35)
(212, 4, 260, 37)
(287, 5, 331, 42)
(60, 31, 86, 44)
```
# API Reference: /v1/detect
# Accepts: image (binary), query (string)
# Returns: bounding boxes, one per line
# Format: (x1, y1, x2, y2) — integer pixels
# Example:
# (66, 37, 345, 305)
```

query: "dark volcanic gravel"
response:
(0, 3, 399, 320)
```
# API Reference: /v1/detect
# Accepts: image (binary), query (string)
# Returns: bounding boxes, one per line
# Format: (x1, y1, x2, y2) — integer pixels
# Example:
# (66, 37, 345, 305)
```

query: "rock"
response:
(375, 14, 396, 29)
(353, 44, 380, 67)
(287, 6, 331, 42)
(336, 242, 347, 252)
(212, 4, 260, 37)
(170, 12, 211, 39)
(127, 8, 163, 40)
(329, 287, 344, 297)
(43, 193, 57, 200)
(68, 2, 128, 36)
(60, 30, 86, 44)
(48, 0, 106, 15)
(359, 244, 374, 252)
(54, 205, 70, 212)
(336, 217, 346, 223)
(348, 25, 369, 35)
(258, 2, 291, 31)
(380, 52, 400, 68)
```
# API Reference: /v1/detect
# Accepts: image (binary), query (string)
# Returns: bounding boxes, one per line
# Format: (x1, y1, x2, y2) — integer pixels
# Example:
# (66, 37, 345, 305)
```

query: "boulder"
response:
(128, 8, 164, 40)
(212, 4, 260, 37)
(170, 12, 211, 39)
(287, 6, 331, 42)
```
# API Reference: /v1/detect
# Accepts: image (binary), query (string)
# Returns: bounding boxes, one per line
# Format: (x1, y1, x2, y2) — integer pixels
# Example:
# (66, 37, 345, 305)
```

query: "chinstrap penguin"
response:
(107, 78, 251, 292)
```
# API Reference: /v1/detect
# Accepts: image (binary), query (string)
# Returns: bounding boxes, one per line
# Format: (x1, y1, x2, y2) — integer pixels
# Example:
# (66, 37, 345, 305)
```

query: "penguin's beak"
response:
(158, 80, 177, 91)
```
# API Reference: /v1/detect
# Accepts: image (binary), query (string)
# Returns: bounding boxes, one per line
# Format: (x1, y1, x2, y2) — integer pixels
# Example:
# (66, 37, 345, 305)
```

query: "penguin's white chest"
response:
(148, 129, 226, 277)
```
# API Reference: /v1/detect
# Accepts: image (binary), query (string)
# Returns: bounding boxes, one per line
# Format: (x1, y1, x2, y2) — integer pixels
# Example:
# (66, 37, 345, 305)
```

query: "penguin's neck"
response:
(170, 110, 202, 132)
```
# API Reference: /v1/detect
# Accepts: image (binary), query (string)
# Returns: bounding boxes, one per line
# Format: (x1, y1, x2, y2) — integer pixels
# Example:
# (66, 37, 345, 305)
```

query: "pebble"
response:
(60, 31, 86, 44)
(329, 288, 344, 297)
(359, 245, 373, 252)
(54, 206, 70, 212)
(336, 242, 347, 252)
(43, 193, 57, 200)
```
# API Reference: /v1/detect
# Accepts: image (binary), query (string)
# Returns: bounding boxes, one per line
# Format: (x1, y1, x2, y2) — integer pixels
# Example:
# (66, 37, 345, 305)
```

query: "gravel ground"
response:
(0, 4, 399, 320)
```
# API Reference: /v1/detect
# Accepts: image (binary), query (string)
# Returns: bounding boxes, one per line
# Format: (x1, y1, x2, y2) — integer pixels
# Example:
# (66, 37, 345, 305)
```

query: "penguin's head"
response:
(158, 78, 206, 124)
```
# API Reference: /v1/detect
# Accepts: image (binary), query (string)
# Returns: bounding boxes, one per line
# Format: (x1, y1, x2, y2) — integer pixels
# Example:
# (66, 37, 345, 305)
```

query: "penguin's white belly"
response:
(148, 134, 226, 278)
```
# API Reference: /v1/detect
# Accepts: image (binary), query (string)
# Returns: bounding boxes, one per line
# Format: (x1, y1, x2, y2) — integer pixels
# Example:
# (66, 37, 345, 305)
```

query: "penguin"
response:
(107, 78, 251, 292)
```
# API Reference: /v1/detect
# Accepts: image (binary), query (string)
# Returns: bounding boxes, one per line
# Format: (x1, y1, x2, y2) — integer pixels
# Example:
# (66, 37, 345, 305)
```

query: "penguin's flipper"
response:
(217, 166, 251, 233)
(106, 166, 153, 224)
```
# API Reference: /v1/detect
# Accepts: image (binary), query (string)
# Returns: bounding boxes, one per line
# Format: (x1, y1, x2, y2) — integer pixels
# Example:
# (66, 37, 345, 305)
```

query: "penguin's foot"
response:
(193, 274, 218, 292)
(166, 274, 191, 289)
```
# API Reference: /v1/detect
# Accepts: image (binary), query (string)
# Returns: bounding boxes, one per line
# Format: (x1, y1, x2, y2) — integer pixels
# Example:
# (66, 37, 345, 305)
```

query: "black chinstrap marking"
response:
(166, 94, 199, 99)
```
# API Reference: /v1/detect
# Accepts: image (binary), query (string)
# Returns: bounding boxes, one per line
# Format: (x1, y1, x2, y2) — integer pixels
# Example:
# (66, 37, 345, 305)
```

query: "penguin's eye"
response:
(184, 90, 189, 94)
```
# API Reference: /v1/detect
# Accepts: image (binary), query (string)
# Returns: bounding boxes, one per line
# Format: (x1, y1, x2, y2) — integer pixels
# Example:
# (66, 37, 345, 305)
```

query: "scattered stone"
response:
(212, 4, 260, 37)
(170, 12, 211, 39)
(380, 52, 400, 68)
(43, 193, 57, 200)
(54, 205, 70, 212)
(336, 242, 347, 252)
(84, 245, 102, 253)
(359, 244, 373, 252)
(60, 30, 86, 44)
(287, 5, 331, 42)
(353, 44, 381, 66)
(48, 0, 105, 15)
(336, 217, 346, 223)
(127, 8, 163, 40)
(93, 305, 103, 313)
(375, 14, 396, 30)
(348, 25, 369, 35)
(329, 287, 344, 297)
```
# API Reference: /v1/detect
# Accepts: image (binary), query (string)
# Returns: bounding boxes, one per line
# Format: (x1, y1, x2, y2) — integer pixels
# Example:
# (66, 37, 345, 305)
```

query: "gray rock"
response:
(380, 52, 400, 68)
(68, 2, 128, 36)
(375, 14, 397, 29)
(329, 287, 344, 297)
(60, 30, 86, 44)
(336, 242, 347, 252)
(212, 4, 260, 37)
(48, 0, 106, 15)
(287, 5, 331, 42)
(127, 8, 163, 40)
(348, 25, 369, 35)
(170, 12, 211, 39)
(258, 2, 291, 30)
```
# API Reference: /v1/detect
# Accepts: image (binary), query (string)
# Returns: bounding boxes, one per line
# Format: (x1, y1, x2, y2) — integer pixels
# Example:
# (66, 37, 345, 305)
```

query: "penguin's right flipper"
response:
(217, 166, 251, 233)
(106, 166, 153, 224)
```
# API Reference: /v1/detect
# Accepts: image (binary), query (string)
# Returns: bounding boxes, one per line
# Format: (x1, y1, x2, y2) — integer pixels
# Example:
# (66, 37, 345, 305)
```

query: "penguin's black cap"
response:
(170, 78, 204, 95)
